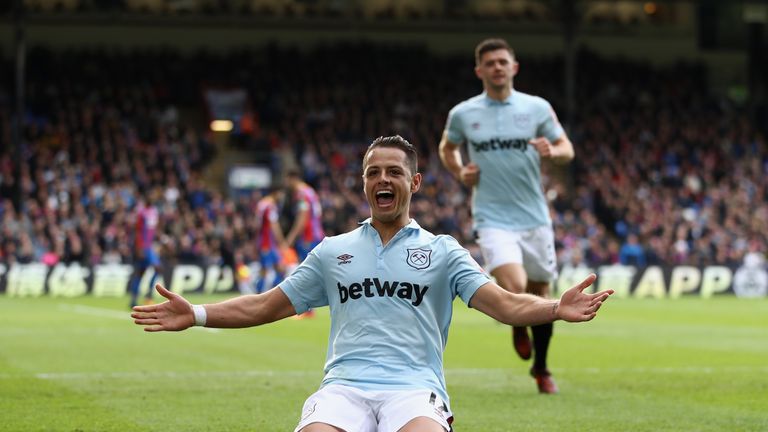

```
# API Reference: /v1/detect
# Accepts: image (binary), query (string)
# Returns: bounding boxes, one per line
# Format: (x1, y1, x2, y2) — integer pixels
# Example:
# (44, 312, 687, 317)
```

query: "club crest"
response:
(513, 114, 531, 129)
(406, 248, 432, 270)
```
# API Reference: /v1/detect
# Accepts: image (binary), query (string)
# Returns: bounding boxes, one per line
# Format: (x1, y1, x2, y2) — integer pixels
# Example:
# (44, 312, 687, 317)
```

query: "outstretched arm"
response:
(469, 274, 612, 326)
(131, 284, 297, 332)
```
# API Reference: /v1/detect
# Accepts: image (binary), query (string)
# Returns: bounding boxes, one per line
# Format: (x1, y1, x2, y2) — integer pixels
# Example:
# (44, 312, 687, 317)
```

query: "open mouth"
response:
(376, 190, 395, 207)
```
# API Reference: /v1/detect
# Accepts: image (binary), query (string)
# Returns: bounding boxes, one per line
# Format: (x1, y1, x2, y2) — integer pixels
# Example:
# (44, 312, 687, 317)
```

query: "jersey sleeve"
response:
(278, 240, 329, 313)
(445, 105, 466, 144)
(443, 236, 491, 305)
(536, 99, 565, 142)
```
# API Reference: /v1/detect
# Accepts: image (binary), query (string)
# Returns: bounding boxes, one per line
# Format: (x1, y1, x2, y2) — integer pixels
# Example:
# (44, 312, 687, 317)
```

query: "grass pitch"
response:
(1, 293, 766, 431)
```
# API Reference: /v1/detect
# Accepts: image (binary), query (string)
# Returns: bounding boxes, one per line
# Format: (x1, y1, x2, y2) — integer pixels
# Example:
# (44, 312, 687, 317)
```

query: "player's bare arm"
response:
(131, 284, 297, 331)
(438, 131, 480, 187)
(529, 134, 574, 164)
(469, 273, 612, 326)
(271, 216, 289, 249)
(286, 206, 309, 246)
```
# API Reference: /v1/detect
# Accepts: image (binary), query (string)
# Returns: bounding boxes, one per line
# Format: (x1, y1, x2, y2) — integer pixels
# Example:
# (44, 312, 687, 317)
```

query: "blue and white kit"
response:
(279, 218, 490, 405)
(445, 90, 564, 231)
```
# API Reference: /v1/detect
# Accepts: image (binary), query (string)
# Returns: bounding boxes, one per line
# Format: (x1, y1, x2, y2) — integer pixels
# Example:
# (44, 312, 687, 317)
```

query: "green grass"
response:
(1, 294, 767, 431)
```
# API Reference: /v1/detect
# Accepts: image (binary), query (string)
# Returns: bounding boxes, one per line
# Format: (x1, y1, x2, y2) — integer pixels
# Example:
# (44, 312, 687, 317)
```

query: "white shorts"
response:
(475, 225, 558, 282)
(294, 384, 453, 432)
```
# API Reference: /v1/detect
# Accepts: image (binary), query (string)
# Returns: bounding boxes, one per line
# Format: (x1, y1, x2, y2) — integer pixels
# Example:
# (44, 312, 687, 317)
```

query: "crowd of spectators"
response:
(559, 51, 767, 268)
(9, 0, 559, 22)
(0, 43, 765, 275)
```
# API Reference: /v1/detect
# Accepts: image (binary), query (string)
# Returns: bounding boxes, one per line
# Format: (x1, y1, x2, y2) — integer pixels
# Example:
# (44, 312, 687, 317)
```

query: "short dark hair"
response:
(286, 169, 303, 180)
(363, 135, 418, 175)
(268, 181, 285, 194)
(475, 38, 515, 65)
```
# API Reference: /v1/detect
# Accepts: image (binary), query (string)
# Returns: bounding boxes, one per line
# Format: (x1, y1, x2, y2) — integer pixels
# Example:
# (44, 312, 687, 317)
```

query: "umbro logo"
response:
(337, 254, 353, 265)
(471, 122, 480, 130)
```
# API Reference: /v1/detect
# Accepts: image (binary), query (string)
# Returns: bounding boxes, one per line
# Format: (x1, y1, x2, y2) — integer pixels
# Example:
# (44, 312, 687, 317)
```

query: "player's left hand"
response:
(529, 137, 555, 159)
(556, 274, 613, 322)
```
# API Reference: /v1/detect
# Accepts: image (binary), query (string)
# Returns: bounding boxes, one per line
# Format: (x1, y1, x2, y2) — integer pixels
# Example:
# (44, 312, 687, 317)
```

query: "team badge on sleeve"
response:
(406, 248, 432, 270)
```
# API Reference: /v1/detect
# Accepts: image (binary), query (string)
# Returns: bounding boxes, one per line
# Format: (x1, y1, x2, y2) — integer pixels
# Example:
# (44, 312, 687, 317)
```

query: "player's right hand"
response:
(459, 163, 480, 187)
(131, 284, 195, 332)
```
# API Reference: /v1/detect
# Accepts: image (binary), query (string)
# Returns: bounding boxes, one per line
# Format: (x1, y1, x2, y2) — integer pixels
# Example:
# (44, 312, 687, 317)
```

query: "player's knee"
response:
(398, 417, 447, 432)
(498, 278, 526, 293)
(300, 423, 346, 432)
(527, 280, 551, 297)
(491, 267, 527, 293)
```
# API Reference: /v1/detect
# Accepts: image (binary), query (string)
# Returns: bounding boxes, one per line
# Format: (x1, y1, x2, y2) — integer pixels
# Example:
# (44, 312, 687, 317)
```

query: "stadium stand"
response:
(0, 42, 765, 274)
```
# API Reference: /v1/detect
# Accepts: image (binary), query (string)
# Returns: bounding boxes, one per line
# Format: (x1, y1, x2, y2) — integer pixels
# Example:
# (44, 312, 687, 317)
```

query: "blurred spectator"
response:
(619, 233, 646, 268)
(0, 44, 764, 276)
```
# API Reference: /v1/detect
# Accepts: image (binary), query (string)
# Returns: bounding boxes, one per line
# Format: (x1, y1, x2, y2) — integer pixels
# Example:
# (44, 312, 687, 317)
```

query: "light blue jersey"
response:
(279, 219, 490, 405)
(446, 91, 564, 230)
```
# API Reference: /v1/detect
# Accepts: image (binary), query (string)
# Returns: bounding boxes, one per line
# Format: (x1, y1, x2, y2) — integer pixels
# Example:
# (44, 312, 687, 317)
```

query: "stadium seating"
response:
(0, 44, 765, 270)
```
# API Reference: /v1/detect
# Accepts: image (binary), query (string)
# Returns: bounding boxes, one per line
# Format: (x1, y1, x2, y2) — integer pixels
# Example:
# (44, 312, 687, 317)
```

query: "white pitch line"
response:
(444, 366, 768, 375)
(33, 370, 319, 380)
(573, 366, 768, 374)
(58, 304, 129, 319)
(0, 366, 764, 381)
(58, 304, 219, 332)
